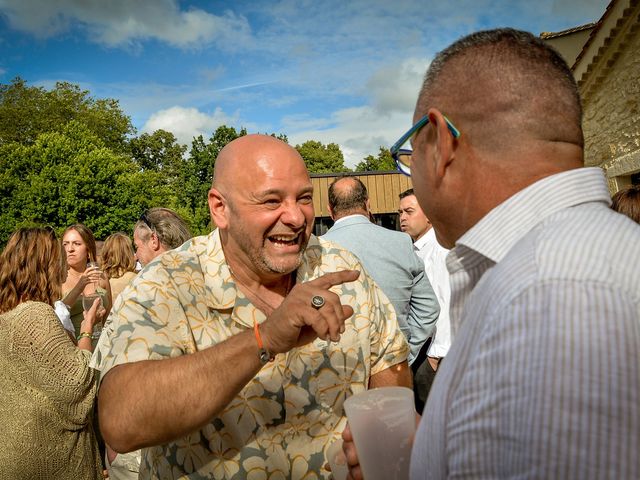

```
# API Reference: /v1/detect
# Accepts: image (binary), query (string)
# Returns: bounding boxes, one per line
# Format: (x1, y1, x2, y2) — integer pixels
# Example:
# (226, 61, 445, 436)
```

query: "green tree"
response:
(0, 77, 134, 153)
(355, 147, 396, 172)
(179, 125, 248, 235)
(295, 140, 350, 174)
(0, 121, 169, 245)
(130, 129, 186, 172)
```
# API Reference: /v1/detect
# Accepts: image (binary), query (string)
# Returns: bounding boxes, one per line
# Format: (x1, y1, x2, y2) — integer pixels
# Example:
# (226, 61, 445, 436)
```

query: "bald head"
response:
(328, 176, 369, 220)
(213, 134, 308, 193)
(208, 134, 315, 279)
(416, 28, 583, 155)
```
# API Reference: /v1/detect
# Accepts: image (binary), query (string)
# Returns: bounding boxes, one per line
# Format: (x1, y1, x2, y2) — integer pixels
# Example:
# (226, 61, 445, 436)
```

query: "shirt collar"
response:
(332, 214, 369, 226)
(454, 167, 611, 265)
(413, 229, 434, 250)
(202, 228, 237, 311)
(203, 229, 325, 325)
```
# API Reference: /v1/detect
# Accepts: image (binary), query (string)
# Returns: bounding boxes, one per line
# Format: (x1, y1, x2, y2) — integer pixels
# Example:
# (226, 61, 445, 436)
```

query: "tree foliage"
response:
(177, 125, 249, 236)
(0, 121, 169, 243)
(130, 129, 186, 173)
(0, 78, 404, 247)
(355, 147, 395, 172)
(295, 140, 350, 174)
(0, 77, 134, 153)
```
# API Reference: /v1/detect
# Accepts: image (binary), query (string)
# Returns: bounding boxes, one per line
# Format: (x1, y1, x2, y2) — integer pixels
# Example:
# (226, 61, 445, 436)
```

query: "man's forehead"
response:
(252, 182, 313, 198)
(400, 195, 419, 207)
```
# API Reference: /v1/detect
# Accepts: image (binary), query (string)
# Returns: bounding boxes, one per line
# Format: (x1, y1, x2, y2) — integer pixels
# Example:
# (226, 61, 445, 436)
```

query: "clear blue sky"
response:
(0, 0, 609, 167)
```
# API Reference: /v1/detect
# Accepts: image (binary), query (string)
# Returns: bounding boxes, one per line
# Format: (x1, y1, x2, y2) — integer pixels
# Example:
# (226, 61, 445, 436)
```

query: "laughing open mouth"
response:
(268, 234, 300, 247)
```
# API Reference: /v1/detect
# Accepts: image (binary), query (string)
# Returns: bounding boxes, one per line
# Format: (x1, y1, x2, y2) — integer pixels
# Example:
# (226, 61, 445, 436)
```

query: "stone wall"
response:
(581, 14, 640, 192)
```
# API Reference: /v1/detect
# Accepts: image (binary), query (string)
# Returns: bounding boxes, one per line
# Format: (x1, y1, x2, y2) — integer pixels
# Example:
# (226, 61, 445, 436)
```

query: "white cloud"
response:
(285, 57, 428, 168)
(0, 0, 252, 49)
(366, 57, 429, 114)
(141, 106, 238, 146)
(286, 105, 414, 169)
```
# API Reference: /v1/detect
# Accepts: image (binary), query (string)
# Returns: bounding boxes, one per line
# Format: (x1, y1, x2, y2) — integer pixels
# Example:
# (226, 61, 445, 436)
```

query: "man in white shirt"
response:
(323, 176, 439, 365)
(398, 189, 451, 410)
(343, 27, 640, 479)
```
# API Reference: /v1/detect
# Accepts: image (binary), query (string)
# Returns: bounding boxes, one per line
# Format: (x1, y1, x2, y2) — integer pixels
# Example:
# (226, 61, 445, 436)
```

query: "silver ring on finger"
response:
(311, 295, 325, 309)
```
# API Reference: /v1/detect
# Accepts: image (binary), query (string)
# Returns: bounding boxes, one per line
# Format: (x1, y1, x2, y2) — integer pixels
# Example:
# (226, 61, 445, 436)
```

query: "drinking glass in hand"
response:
(82, 294, 103, 340)
(87, 261, 101, 283)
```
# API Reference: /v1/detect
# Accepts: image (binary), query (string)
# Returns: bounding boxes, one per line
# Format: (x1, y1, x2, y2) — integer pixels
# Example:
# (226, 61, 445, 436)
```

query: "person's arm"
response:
(10, 303, 97, 423)
(369, 360, 412, 389)
(76, 298, 101, 352)
(62, 265, 102, 307)
(98, 272, 113, 317)
(99, 269, 360, 453)
(99, 328, 263, 452)
(406, 253, 440, 364)
(342, 263, 414, 480)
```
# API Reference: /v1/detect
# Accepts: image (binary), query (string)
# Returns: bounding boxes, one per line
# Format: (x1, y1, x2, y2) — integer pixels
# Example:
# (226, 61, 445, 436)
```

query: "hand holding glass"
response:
(343, 386, 416, 480)
(82, 294, 103, 339)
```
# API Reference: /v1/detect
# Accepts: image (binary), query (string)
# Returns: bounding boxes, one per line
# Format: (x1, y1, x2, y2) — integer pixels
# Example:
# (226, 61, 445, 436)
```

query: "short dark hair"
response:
(417, 28, 583, 149)
(328, 176, 368, 216)
(399, 188, 415, 200)
(612, 186, 640, 224)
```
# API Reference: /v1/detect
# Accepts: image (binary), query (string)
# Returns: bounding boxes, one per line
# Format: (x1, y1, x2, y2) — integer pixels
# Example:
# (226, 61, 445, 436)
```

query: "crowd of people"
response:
(1, 27, 640, 480)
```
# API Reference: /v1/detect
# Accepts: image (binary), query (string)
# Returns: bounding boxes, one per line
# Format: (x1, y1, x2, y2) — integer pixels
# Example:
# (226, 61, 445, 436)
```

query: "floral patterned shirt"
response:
(93, 229, 409, 479)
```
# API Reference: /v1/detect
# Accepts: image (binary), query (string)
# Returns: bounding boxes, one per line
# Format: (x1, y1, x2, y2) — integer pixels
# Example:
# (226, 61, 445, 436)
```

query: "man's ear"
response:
(150, 232, 161, 252)
(208, 187, 229, 228)
(429, 108, 457, 180)
(327, 204, 335, 221)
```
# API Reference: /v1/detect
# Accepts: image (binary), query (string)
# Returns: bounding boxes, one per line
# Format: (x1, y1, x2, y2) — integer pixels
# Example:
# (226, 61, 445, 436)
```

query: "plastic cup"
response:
(326, 438, 348, 480)
(343, 386, 415, 480)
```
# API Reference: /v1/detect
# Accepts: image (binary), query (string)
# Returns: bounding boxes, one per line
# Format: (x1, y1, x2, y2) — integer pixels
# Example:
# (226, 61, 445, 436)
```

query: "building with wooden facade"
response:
(310, 171, 412, 235)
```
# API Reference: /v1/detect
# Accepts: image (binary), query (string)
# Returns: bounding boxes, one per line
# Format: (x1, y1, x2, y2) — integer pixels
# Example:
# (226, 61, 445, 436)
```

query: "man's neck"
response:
(227, 260, 294, 314)
(222, 242, 294, 307)
(332, 210, 369, 224)
(413, 226, 432, 243)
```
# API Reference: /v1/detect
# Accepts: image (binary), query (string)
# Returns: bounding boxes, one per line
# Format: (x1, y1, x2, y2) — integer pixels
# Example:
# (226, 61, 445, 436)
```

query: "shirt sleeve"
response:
(9, 302, 97, 426)
(405, 250, 440, 363)
(356, 268, 410, 376)
(446, 280, 640, 478)
(96, 262, 190, 381)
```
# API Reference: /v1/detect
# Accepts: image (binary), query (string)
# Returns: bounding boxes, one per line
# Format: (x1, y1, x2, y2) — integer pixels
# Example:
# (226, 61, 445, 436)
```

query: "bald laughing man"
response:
(94, 134, 411, 479)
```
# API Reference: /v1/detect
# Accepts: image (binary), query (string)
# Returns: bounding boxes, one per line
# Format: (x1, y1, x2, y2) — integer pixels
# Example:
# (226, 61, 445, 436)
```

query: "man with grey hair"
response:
(133, 207, 191, 266)
(343, 28, 640, 479)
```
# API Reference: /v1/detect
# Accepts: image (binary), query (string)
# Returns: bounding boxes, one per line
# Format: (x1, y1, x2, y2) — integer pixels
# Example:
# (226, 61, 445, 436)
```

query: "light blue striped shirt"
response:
(411, 167, 640, 479)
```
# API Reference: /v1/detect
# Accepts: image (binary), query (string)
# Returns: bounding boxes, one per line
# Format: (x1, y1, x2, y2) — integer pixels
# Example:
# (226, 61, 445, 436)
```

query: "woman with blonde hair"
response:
(61, 223, 112, 337)
(0, 227, 102, 479)
(101, 232, 137, 303)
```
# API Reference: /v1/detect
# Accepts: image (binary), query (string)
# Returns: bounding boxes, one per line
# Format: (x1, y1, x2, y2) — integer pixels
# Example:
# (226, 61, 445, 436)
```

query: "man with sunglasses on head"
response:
(133, 207, 191, 266)
(343, 28, 640, 479)
(94, 134, 410, 479)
